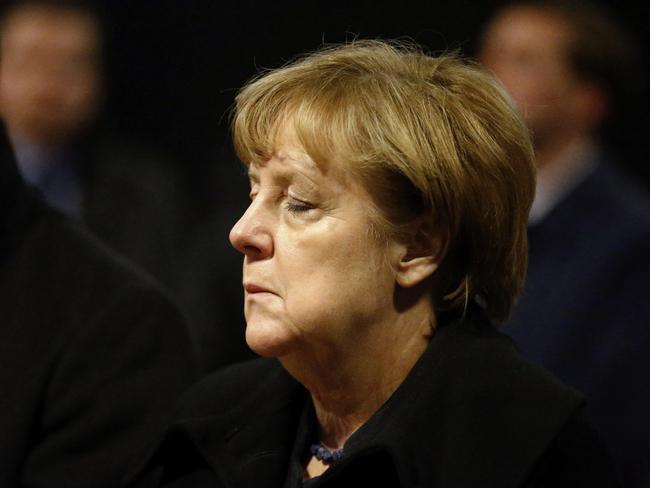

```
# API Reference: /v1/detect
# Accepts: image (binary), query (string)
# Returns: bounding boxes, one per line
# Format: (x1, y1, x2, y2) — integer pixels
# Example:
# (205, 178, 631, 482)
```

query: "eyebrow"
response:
(248, 156, 321, 185)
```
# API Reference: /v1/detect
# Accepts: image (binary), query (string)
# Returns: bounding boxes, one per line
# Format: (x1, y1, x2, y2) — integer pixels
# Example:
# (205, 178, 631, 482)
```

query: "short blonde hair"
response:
(232, 40, 535, 324)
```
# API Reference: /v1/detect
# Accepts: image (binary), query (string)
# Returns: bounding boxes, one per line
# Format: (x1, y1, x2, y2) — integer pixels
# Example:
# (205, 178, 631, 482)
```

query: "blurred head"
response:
(0, 1, 103, 145)
(478, 1, 641, 152)
(229, 41, 534, 356)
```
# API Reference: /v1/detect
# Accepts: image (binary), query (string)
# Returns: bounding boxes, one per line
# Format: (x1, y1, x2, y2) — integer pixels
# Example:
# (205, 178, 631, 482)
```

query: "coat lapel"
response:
(166, 365, 307, 488)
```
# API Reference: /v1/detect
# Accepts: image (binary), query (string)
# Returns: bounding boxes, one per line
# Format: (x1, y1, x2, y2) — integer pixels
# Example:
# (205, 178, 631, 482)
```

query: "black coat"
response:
(0, 127, 198, 488)
(127, 306, 617, 488)
(504, 159, 650, 487)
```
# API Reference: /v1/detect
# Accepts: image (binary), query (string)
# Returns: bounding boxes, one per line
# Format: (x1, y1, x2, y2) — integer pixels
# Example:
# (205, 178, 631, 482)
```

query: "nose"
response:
(229, 199, 274, 259)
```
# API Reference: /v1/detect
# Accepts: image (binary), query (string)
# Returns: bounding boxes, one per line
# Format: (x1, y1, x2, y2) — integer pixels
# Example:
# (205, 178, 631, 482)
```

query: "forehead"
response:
(1, 6, 99, 49)
(249, 123, 330, 174)
(248, 138, 325, 184)
(485, 7, 573, 54)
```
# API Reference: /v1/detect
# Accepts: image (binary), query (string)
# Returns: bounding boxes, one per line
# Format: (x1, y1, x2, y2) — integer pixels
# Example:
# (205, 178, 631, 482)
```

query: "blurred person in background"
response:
(479, 1, 650, 486)
(0, 0, 190, 288)
(0, 118, 197, 487)
(0, 0, 251, 372)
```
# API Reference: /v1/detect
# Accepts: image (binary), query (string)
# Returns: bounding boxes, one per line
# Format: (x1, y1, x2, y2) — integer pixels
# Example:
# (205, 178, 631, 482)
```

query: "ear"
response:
(395, 220, 449, 288)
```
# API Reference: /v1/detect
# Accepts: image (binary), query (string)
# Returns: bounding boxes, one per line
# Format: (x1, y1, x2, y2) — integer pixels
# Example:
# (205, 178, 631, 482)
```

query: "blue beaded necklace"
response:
(310, 443, 344, 464)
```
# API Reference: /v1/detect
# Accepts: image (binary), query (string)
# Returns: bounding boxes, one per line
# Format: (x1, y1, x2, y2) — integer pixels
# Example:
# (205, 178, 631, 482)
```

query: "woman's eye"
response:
(285, 198, 314, 214)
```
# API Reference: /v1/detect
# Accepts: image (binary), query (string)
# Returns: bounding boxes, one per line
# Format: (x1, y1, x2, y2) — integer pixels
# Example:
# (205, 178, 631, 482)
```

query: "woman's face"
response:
(229, 130, 403, 358)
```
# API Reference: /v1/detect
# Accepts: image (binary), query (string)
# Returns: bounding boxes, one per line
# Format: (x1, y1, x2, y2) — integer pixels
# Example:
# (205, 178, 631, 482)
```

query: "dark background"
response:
(101, 1, 650, 194)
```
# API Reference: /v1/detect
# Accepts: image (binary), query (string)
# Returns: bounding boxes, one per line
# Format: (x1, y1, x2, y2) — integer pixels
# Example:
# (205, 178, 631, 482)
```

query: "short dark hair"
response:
(505, 0, 644, 124)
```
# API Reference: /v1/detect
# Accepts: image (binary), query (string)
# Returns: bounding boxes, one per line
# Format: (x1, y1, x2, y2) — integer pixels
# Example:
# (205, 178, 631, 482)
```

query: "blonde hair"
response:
(232, 40, 535, 324)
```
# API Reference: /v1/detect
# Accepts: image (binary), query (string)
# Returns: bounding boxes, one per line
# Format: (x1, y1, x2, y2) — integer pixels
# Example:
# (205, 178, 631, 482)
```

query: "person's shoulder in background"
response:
(524, 408, 620, 487)
(0, 184, 199, 487)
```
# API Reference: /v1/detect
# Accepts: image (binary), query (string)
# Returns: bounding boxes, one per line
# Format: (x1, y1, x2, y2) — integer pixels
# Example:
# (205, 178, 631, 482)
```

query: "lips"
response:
(244, 283, 274, 294)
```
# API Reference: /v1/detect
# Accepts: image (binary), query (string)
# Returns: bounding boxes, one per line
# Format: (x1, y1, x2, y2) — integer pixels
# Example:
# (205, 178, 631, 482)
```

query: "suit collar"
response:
(0, 121, 39, 265)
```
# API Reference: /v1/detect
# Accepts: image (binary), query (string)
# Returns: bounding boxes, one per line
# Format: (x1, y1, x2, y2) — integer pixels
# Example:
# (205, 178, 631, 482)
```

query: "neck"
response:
(528, 133, 597, 225)
(280, 295, 434, 449)
(534, 130, 593, 170)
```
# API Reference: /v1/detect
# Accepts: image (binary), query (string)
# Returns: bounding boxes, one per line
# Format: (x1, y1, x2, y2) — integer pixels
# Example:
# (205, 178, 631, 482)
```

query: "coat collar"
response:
(145, 306, 582, 487)
(135, 361, 304, 487)
(0, 121, 42, 267)
(338, 306, 584, 486)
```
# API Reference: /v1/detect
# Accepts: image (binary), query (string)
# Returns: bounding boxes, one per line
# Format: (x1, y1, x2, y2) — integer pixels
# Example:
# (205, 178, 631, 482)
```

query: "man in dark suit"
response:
(0, 0, 196, 308)
(479, 2, 650, 486)
(0, 0, 251, 372)
(0, 119, 198, 487)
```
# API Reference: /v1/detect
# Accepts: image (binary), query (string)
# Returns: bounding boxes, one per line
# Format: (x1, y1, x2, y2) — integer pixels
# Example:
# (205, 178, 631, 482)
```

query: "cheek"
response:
(0, 77, 24, 108)
(70, 75, 99, 103)
(280, 232, 393, 329)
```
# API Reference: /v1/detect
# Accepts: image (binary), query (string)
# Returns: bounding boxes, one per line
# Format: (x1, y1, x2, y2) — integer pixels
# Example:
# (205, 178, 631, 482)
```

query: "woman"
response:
(128, 41, 614, 487)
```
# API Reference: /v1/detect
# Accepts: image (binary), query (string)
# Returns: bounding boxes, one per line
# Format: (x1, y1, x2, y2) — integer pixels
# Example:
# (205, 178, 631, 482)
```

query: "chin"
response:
(245, 319, 297, 358)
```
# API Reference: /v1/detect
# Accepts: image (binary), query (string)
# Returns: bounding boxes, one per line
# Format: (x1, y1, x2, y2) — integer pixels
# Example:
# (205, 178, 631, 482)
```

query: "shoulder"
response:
(531, 162, 650, 305)
(424, 311, 601, 485)
(441, 308, 581, 400)
(524, 409, 619, 487)
(557, 162, 650, 241)
(1, 198, 196, 379)
(431, 308, 584, 438)
(1, 199, 185, 339)
(171, 358, 292, 420)
(0, 199, 197, 488)
(22, 204, 177, 307)
(5, 194, 196, 366)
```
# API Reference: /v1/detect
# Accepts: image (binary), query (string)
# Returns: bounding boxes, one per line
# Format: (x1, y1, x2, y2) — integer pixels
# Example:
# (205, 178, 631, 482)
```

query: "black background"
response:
(101, 1, 650, 189)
